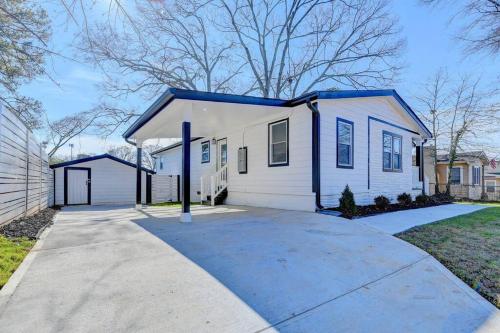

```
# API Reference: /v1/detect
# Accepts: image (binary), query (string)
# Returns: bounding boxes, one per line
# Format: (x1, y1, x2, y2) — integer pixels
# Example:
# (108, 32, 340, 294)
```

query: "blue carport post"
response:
(180, 121, 192, 222)
(136, 140, 143, 209)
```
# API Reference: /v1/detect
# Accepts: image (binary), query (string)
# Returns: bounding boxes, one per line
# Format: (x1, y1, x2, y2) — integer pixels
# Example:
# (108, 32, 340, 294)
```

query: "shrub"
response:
(432, 193, 453, 203)
(374, 195, 390, 210)
(397, 192, 412, 206)
(415, 194, 430, 205)
(339, 185, 357, 218)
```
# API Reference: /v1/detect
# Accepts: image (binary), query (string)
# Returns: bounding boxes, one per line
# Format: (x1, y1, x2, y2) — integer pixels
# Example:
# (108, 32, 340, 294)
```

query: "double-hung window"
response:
(450, 167, 461, 184)
(337, 118, 353, 168)
(472, 166, 481, 185)
(383, 131, 402, 172)
(201, 141, 210, 163)
(268, 119, 288, 166)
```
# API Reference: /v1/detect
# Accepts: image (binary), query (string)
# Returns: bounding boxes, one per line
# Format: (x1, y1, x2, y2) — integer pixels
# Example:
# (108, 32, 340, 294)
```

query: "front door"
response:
(66, 168, 90, 205)
(216, 138, 227, 171)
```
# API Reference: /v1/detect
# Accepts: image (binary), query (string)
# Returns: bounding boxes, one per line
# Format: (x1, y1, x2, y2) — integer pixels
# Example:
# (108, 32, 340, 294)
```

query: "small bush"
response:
(374, 195, 390, 210)
(339, 185, 357, 218)
(397, 192, 412, 206)
(415, 194, 430, 205)
(432, 193, 453, 203)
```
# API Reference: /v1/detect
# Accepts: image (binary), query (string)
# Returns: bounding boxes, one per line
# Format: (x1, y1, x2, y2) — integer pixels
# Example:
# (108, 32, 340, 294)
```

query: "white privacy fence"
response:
(152, 174, 179, 203)
(0, 105, 53, 226)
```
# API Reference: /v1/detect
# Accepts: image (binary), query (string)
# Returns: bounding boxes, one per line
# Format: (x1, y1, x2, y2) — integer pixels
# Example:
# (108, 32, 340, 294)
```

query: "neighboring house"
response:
(50, 154, 154, 206)
(484, 160, 500, 201)
(424, 150, 489, 200)
(123, 88, 431, 218)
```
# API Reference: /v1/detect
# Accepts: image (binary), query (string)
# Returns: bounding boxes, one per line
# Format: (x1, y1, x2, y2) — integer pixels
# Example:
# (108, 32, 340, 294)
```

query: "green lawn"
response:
(397, 207, 500, 308)
(150, 201, 200, 208)
(0, 236, 35, 289)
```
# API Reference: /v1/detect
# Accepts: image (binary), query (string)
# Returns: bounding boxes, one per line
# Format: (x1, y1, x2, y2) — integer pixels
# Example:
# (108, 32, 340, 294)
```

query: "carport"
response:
(123, 88, 291, 222)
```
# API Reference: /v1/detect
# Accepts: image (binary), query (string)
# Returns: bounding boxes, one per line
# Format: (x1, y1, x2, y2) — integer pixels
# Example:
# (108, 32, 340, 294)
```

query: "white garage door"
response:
(68, 169, 89, 205)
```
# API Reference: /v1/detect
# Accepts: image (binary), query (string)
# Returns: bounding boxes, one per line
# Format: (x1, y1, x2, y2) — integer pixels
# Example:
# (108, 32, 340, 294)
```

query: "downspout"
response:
(421, 139, 428, 195)
(125, 137, 136, 146)
(306, 100, 324, 211)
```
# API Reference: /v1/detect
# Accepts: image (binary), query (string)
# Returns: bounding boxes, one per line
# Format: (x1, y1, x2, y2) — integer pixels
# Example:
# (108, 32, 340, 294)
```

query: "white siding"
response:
(54, 158, 149, 205)
(155, 105, 315, 211)
(319, 97, 422, 207)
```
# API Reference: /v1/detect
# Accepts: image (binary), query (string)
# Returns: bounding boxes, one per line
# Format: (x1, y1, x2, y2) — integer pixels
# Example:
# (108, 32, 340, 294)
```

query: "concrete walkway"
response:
(357, 203, 487, 234)
(0, 205, 498, 332)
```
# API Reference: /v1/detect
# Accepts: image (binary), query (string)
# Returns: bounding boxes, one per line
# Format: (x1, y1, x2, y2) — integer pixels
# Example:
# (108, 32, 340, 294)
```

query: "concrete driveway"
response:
(0, 205, 498, 332)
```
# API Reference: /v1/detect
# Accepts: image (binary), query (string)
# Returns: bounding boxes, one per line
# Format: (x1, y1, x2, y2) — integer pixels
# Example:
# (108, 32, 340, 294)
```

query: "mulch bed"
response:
(328, 195, 453, 219)
(0, 207, 60, 239)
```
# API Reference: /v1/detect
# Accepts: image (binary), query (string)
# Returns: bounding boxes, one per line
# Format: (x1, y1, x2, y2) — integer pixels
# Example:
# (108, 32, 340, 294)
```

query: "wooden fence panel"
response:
(0, 105, 54, 226)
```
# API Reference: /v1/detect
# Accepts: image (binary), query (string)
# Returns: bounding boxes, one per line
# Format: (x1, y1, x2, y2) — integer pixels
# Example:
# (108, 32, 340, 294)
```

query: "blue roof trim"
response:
(50, 154, 155, 173)
(123, 88, 432, 139)
(151, 137, 203, 155)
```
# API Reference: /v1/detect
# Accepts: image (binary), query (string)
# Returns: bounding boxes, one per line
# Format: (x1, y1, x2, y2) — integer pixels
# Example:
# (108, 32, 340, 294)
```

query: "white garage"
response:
(50, 154, 155, 206)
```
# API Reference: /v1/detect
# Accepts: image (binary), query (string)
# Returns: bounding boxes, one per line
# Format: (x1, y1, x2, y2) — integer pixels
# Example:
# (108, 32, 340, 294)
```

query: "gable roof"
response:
(437, 151, 489, 164)
(49, 154, 155, 173)
(123, 88, 432, 139)
(151, 137, 203, 156)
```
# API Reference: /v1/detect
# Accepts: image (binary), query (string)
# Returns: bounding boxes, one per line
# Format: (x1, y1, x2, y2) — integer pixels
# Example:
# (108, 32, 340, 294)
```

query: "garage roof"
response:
(49, 154, 155, 173)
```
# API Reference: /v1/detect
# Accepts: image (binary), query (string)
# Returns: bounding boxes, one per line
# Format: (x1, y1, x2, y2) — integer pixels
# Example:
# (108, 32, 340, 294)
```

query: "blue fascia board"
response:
(123, 88, 432, 139)
(50, 153, 155, 173)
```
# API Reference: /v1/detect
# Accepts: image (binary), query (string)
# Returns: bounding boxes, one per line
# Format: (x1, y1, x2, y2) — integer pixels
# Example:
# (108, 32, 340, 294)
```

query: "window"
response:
(268, 119, 288, 166)
(486, 181, 496, 193)
(337, 118, 353, 168)
(383, 131, 402, 172)
(201, 141, 210, 163)
(450, 167, 461, 184)
(159, 157, 164, 170)
(472, 166, 481, 185)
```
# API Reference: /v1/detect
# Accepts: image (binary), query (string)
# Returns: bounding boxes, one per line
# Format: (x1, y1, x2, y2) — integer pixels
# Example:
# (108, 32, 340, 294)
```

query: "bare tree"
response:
(107, 144, 160, 170)
(219, 0, 404, 98)
(415, 69, 449, 193)
(443, 78, 499, 194)
(45, 103, 140, 157)
(73, 0, 403, 101)
(0, 0, 51, 129)
(421, 0, 500, 56)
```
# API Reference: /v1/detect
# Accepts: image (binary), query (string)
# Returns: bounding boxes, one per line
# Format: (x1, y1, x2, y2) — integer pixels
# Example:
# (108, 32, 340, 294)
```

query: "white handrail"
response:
(210, 165, 228, 206)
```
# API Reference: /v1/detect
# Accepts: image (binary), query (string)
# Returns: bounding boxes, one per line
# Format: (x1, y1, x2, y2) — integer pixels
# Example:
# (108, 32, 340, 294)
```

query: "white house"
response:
(51, 154, 155, 206)
(123, 89, 431, 221)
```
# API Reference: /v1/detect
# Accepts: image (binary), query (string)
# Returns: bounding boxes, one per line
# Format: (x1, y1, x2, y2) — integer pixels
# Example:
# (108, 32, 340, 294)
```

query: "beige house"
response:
(484, 160, 500, 201)
(424, 149, 489, 200)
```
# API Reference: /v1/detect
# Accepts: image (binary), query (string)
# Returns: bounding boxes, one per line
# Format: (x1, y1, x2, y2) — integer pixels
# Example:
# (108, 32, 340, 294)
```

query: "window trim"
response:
(486, 180, 496, 193)
(472, 166, 481, 185)
(268, 118, 289, 167)
(201, 140, 210, 164)
(382, 131, 403, 172)
(336, 117, 354, 169)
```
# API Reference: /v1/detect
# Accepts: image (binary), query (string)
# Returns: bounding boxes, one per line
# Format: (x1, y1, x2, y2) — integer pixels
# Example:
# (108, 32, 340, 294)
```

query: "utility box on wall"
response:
(238, 147, 247, 174)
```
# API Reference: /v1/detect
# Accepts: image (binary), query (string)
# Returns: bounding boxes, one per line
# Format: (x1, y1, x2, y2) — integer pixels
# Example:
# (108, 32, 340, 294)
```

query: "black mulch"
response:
(0, 207, 60, 239)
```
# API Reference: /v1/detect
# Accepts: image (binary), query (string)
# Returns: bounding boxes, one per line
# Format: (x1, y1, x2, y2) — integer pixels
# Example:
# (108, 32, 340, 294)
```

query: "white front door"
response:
(68, 169, 89, 205)
(216, 138, 227, 171)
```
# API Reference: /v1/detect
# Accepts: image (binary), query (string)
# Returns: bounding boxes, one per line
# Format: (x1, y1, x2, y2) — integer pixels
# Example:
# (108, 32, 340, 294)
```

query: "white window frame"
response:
(449, 167, 461, 185)
(472, 166, 481, 185)
(268, 119, 289, 167)
(486, 180, 496, 193)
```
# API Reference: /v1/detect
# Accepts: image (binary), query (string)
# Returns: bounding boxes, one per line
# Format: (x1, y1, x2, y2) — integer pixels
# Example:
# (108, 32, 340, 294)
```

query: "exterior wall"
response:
(154, 105, 315, 211)
(318, 97, 423, 207)
(435, 161, 485, 199)
(155, 139, 216, 202)
(54, 158, 149, 205)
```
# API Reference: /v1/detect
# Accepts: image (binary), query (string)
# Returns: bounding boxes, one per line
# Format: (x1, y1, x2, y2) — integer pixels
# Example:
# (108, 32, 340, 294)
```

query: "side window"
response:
(268, 119, 288, 166)
(472, 166, 480, 185)
(159, 157, 164, 170)
(336, 118, 353, 168)
(201, 141, 210, 163)
(450, 167, 461, 184)
(383, 131, 402, 172)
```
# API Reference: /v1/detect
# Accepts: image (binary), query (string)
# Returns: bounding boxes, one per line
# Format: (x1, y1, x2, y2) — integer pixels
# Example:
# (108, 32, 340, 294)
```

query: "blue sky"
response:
(21, 1, 499, 156)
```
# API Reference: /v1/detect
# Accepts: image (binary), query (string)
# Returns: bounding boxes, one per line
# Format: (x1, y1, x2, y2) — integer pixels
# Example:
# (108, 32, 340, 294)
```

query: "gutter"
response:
(306, 100, 324, 211)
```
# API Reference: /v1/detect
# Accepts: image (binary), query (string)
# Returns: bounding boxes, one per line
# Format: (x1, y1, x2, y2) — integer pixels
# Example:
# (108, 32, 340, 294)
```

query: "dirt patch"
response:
(396, 207, 500, 308)
(0, 207, 59, 240)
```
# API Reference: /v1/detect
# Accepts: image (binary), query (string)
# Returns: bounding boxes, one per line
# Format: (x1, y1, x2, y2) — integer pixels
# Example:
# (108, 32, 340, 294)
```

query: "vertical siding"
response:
(54, 158, 149, 205)
(319, 97, 423, 207)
